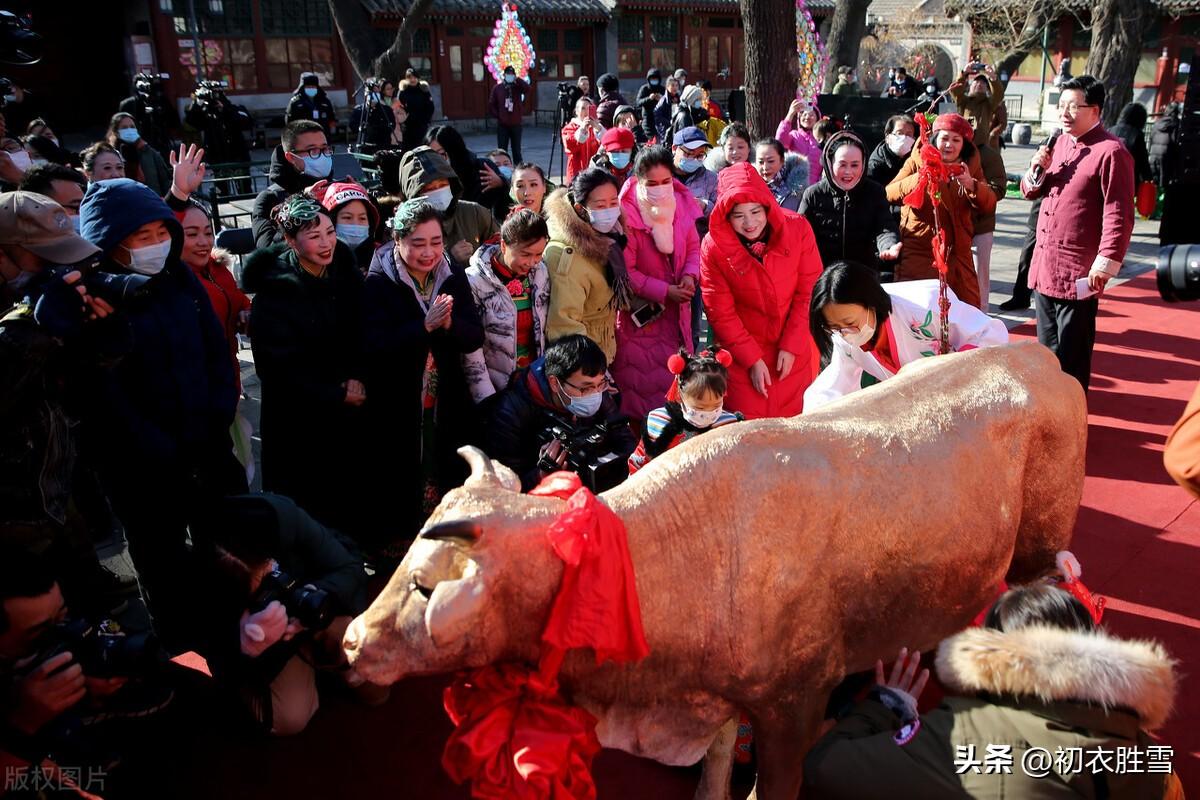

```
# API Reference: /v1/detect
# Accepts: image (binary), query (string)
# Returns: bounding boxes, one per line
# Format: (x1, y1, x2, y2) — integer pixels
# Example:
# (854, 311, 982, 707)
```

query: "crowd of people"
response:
(0, 57, 1187, 800)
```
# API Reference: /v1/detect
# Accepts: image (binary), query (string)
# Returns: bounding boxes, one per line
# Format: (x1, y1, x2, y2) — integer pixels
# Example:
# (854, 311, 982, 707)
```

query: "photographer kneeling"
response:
(487, 333, 636, 492)
(192, 494, 385, 736)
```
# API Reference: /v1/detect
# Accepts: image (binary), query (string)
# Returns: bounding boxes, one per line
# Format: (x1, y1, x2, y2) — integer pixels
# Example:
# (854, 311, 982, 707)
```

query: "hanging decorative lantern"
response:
(795, 0, 827, 103)
(484, 2, 536, 82)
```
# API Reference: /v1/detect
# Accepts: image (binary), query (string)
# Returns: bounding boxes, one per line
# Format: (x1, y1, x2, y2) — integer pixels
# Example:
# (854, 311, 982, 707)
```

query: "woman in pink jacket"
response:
(775, 99, 822, 186)
(611, 146, 703, 422)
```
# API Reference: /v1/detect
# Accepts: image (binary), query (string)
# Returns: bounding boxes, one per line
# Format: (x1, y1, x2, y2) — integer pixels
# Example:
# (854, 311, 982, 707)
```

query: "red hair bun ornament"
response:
(713, 348, 733, 367)
(667, 353, 687, 375)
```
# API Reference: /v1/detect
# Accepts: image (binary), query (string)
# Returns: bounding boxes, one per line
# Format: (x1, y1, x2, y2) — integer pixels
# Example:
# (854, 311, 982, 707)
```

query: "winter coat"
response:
(636, 70, 666, 141)
(886, 147, 997, 308)
(803, 280, 1008, 411)
(462, 243, 551, 404)
(398, 81, 435, 147)
(244, 243, 366, 536)
(611, 177, 702, 422)
(76, 179, 238, 479)
(804, 623, 1180, 800)
(1165, 381, 1200, 498)
(766, 153, 809, 212)
(1111, 102, 1153, 185)
(700, 163, 821, 419)
(596, 91, 630, 130)
(627, 402, 741, 474)
(950, 75, 1003, 146)
(652, 93, 682, 141)
(397, 146, 498, 265)
(361, 246, 483, 538)
(1149, 110, 1179, 186)
(973, 143, 1008, 236)
(285, 82, 337, 134)
(122, 141, 172, 198)
(485, 359, 637, 491)
(542, 188, 619, 362)
(774, 117, 822, 186)
(562, 119, 602, 182)
(1019, 125, 1135, 301)
(488, 79, 528, 127)
(189, 251, 251, 391)
(252, 145, 323, 250)
(679, 164, 720, 218)
(799, 131, 899, 269)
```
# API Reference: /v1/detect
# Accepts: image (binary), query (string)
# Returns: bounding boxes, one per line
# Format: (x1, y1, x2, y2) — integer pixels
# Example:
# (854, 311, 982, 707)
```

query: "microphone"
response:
(1031, 131, 1060, 182)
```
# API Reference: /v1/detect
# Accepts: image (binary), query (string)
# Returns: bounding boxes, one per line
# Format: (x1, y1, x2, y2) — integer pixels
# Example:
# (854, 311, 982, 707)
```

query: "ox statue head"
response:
(343, 447, 565, 685)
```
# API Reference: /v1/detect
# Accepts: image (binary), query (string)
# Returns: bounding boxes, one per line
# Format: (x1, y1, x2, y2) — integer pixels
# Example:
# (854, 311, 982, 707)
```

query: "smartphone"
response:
(630, 301, 664, 328)
(588, 105, 597, 120)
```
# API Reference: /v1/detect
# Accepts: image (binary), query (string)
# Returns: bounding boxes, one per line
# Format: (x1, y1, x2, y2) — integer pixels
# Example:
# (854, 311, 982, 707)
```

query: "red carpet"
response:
(177, 272, 1198, 798)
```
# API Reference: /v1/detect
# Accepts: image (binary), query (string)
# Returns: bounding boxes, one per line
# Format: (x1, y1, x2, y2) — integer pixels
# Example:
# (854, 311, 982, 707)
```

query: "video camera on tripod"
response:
(194, 79, 228, 110)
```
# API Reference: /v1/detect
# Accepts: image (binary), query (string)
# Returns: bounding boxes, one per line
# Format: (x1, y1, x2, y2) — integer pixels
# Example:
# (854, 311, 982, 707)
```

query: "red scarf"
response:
(441, 473, 648, 799)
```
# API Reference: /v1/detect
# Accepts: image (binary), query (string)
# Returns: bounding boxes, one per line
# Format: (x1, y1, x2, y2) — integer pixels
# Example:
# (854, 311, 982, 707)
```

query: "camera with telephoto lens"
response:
(538, 415, 628, 492)
(26, 618, 167, 679)
(194, 79, 228, 110)
(1156, 245, 1200, 302)
(47, 257, 154, 307)
(252, 569, 333, 632)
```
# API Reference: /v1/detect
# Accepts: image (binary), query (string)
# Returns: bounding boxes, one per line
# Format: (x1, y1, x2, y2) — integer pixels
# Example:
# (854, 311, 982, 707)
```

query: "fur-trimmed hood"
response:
(936, 625, 1177, 729)
(544, 187, 615, 264)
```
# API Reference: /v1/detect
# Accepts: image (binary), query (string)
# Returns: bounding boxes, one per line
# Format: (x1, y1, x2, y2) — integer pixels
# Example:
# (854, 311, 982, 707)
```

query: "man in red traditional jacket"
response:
(1021, 75, 1134, 390)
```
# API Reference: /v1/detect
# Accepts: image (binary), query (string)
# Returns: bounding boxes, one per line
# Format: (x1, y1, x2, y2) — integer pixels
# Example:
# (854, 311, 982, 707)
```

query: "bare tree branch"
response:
(326, 0, 437, 83)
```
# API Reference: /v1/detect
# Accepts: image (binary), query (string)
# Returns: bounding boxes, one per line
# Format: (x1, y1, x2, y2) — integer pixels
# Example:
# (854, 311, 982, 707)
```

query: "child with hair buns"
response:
(628, 347, 743, 474)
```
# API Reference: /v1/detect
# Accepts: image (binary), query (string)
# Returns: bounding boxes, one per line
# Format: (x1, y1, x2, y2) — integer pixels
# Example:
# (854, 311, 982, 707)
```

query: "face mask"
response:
(587, 206, 620, 233)
(337, 223, 371, 248)
(649, 79, 660, 86)
(422, 185, 453, 212)
(678, 157, 704, 174)
(560, 384, 603, 417)
(644, 184, 673, 203)
(840, 320, 876, 348)
(681, 402, 723, 429)
(301, 153, 332, 178)
(886, 134, 915, 157)
(31, 157, 48, 169)
(6, 151, 31, 172)
(498, 165, 514, 180)
(304, 87, 318, 98)
(505, 74, 515, 84)
(117, 128, 140, 144)
(609, 151, 631, 170)
(123, 239, 172, 276)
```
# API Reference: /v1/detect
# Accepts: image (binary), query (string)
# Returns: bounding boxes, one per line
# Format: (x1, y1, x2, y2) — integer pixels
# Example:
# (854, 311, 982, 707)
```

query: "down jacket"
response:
(774, 116, 822, 186)
(610, 177, 702, 422)
(700, 163, 821, 419)
(462, 243, 551, 404)
(805, 623, 1180, 800)
(886, 146, 996, 309)
(799, 131, 899, 270)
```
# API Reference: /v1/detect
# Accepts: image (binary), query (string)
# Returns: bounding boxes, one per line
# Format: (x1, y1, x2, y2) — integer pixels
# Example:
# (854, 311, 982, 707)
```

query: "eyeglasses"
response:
(1057, 103, 1094, 114)
(290, 145, 334, 159)
(563, 377, 608, 394)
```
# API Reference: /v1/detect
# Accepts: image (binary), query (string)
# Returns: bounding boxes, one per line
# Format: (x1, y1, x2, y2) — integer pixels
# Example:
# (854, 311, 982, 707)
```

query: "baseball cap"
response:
(0, 191, 99, 264)
(672, 126, 709, 150)
(601, 126, 636, 152)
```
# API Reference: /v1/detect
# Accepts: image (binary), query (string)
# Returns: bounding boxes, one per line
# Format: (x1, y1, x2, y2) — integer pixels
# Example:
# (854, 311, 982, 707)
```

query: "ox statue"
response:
(343, 342, 1087, 800)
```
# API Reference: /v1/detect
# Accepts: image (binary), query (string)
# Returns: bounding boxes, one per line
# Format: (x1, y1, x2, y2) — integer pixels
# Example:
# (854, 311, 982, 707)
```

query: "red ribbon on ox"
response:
(902, 112, 954, 354)
(441, 472, 650, 799)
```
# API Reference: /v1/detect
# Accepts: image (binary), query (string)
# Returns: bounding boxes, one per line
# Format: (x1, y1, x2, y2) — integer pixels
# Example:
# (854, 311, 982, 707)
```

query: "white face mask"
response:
(422, 186, 453, 212)
(681, 402, 723, 429)
(886, 134, 915, 157)
(122, 239, 172, 275)
(6, 151, 31, 173)
(644, 184, 673, 203)
(839, 320, 876, 348)
(588, 206, 620, 233)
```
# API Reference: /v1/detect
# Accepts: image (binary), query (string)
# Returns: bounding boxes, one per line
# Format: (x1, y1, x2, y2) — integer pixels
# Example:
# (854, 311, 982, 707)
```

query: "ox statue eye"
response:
(409, 579, 433, 600)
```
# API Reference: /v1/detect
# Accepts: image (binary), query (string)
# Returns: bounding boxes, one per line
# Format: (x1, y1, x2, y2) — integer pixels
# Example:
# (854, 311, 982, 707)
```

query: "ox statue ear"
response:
(458, 446, 517, 492)
(424, 569, 487, 648)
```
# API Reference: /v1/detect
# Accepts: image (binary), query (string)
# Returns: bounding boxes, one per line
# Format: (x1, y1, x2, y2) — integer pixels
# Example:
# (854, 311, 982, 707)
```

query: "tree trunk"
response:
(1085, 0, 1151, 127)
(326, 0, 437, 85)
(373, 0, 438, 84)
(823, 0, 871, 92)
(992, 0, 1063, 86)
(741, 0, 800, 138)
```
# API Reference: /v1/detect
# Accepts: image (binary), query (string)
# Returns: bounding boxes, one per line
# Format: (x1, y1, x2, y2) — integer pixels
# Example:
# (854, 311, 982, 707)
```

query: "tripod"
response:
(545, 95, 570, 184)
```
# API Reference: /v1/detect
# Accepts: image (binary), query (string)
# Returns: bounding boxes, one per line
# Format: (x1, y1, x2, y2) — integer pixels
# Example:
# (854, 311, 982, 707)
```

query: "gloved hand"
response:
(32, 273, 87, 337)
(239, 601, 288, 657)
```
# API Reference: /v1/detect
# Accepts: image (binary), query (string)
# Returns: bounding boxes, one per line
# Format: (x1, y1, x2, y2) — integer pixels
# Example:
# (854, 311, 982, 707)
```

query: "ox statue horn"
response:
(458, 446, 520, 492)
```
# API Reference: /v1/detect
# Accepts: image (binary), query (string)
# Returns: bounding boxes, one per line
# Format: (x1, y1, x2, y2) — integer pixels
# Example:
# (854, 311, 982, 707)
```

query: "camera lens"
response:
(1157, 244, 1200, 302)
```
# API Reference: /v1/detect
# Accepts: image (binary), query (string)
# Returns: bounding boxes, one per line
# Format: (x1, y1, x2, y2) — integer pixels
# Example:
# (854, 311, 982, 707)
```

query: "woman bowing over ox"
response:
(610, 145, 703, 423)
(803, 260, 1008, 411)
(699, 161, 822, 419)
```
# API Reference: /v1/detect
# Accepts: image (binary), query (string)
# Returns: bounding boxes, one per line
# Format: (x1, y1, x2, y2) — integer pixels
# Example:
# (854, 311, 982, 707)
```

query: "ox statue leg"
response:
(693, 717, 738, 800)
(746, 699, 826, 800)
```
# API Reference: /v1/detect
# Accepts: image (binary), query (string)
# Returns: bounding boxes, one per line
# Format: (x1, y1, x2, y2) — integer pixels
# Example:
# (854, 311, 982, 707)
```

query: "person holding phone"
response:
(563, 97, 604, 182)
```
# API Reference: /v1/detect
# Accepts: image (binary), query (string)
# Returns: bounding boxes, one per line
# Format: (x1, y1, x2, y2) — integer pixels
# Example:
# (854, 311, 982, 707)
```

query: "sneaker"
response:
(998, 297, 1031, 312)
(77, 681, 175, 726)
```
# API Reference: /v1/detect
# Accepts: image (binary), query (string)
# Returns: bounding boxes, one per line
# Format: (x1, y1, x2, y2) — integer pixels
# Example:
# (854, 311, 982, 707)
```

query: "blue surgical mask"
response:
(117, 128, 140, 144)
(304, 87, 318, 98)
(336, 223, 371, 248)
(587, 206, 620, 233)
(123, 239, 172, 276)
(505, 74, 515, 84)
(609, 151, 631, 170)
(560, 384, 604, 417)
(678, 157, 704, 174)
(498, 165, 513, 180)
(301, 153, 332, 178)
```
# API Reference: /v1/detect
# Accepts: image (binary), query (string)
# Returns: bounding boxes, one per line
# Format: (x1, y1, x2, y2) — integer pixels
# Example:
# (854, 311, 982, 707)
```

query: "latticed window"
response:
(172, 0, 253, 35)
(260, 0, 332, 35)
